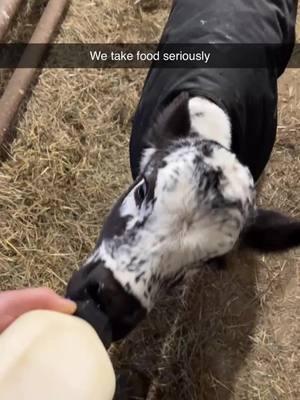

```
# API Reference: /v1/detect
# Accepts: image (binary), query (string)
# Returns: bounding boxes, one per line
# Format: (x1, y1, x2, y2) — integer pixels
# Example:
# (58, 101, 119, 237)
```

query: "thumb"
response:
(0, 288, 77, 333)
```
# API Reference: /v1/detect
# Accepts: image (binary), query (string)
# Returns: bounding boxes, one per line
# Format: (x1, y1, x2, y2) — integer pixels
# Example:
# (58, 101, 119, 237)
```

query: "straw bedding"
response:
(0, 1, 299, 399)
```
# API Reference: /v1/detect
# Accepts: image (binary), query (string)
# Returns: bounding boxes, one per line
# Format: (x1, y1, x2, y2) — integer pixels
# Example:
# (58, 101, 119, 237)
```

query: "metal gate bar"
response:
(0, 0, 69, 159)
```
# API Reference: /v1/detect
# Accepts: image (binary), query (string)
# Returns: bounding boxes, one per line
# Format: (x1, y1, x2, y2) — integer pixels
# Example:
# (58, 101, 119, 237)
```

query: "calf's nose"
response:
(66, 263, 146, 342)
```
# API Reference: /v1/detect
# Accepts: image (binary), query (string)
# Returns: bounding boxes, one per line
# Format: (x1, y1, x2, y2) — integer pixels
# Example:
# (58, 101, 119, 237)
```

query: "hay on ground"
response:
(0, 1, 299, 399)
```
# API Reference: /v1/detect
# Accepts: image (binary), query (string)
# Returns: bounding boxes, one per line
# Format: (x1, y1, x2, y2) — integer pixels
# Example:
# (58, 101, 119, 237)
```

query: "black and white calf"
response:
(66, 0, 299, 342)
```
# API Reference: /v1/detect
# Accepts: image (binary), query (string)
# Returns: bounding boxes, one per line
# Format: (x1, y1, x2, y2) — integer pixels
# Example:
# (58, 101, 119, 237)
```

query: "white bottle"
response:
(0, 310, 116, 400)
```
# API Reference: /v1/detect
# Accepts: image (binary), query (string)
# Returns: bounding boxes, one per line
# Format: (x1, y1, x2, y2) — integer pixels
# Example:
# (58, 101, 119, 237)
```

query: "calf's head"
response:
(67, 93, 256, 340)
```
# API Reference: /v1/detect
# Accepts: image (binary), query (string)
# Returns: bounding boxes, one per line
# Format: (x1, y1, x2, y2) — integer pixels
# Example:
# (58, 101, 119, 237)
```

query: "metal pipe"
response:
(0, 0, 70, 157)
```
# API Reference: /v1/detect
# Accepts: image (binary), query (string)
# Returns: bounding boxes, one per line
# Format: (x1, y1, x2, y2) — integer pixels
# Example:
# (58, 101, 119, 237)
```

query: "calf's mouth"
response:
(66, 262, 147, 346)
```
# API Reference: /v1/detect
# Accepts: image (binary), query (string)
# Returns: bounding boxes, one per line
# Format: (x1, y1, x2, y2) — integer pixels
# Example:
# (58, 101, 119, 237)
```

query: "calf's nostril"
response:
(86, 281, 100, 303)
(65, 269, 89, 302)
(86, 280, 113, 316)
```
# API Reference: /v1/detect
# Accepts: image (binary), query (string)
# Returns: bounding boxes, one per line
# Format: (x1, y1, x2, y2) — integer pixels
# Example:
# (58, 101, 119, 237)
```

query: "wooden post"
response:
(0, 0, 70, 158)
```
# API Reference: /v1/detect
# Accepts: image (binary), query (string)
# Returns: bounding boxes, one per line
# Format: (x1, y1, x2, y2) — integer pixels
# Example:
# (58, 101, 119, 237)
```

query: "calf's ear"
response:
(241, 208, 300, 252)
(147, 92, 191, 148)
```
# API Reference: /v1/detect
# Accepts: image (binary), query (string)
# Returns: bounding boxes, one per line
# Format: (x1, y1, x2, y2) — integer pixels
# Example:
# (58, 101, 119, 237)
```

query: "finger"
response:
(0, 288, 77, 315)
(0, 315, 15, 333)
(0, 288, 77, 332)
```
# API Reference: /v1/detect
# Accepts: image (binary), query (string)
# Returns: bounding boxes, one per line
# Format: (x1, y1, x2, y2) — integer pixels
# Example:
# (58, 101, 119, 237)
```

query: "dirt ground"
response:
(0, 1, 299, 399)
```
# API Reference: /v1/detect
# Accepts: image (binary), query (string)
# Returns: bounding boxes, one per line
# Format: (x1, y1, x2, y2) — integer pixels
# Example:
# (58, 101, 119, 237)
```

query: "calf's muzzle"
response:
(66, 262, 147, 344)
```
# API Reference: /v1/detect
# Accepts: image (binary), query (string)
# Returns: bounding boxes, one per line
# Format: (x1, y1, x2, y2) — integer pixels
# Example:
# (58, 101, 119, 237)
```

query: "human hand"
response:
(0, 288, 77, 333)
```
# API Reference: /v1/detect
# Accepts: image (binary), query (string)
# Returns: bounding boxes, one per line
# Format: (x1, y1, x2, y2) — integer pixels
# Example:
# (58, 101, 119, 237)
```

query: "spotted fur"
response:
(80, 95, 255, 310)
(66, 93, 300, 340)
